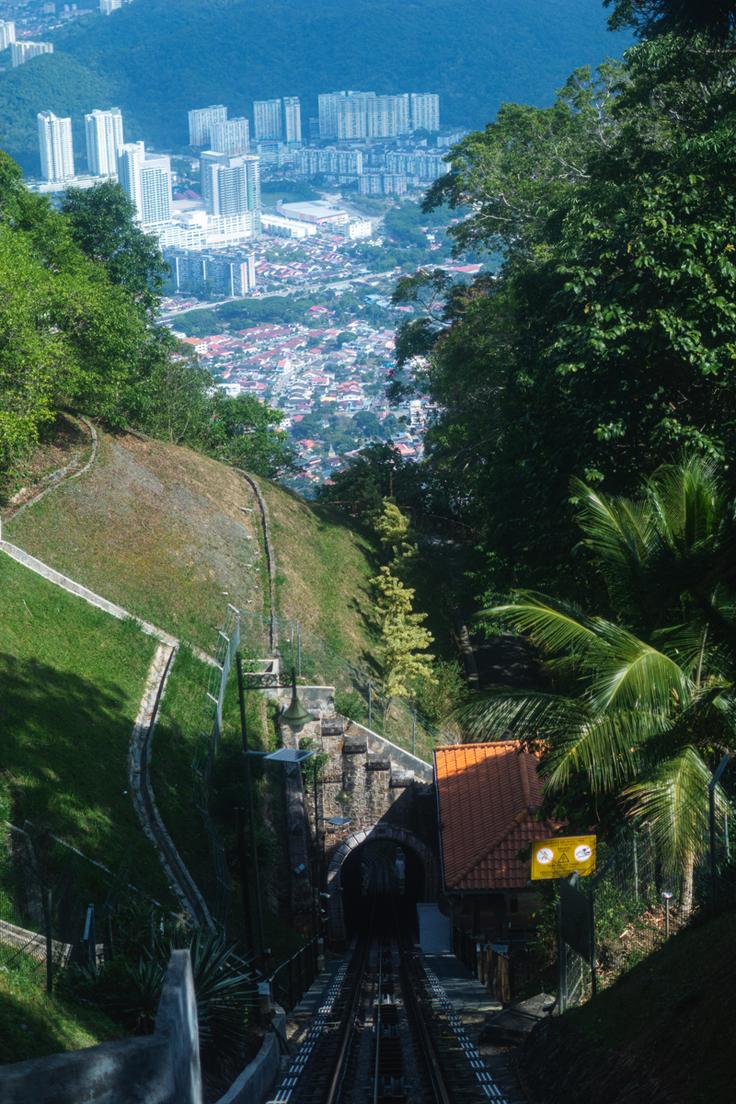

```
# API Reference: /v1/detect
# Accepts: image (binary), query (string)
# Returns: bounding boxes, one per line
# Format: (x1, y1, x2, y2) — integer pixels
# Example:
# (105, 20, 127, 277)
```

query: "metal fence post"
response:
(556, 894, 567, 1014)
(632, 832, 639, 903)
(411, 707, 416, 756)
(368, 681, 372, 728)
(43, 888, 53, 994)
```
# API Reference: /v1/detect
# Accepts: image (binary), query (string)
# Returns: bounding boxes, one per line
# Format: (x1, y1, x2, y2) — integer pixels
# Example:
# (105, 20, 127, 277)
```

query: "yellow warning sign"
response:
(530, 835, 597, 880)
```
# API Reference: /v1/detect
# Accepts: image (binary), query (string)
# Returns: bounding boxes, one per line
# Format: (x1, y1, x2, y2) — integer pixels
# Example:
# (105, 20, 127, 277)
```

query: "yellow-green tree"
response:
(374, 499, 416, 572)
(371, 566, 434, 702)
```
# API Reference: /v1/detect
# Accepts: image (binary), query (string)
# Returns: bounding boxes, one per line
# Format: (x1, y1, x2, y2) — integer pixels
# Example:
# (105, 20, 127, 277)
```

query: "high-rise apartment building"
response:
(164, 249, 256, 298)
(100, 0, 122, 13)
(253, 99, 282, 141)
(11, 41, 53, 67)
(318, 92, 346, 139)
(200, 151, 261, 223)
(209, 116, 250, 156)
(319, 91, 414, 140)
(85, 108, 124, 177)
(368, 94, 410, 138)
(410, 93, 440, 132)
(0, 21, 16, 50)
(37, 111, 74, 183)
(295, 147, 364, 178)
(188, 105, 227, 148)
(117, 141, 172, 227)
(282, 97, 302, 144)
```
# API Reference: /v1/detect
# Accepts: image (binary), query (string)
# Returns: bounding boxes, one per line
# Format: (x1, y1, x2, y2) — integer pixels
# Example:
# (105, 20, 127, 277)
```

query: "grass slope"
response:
(0, 944, 122, 1065)
(0, 0, 630, 171)
(6, 430, 263, 655)
(260, 481, 379, 675)
(0, 552, 170, 900)
(522, 909, 736, 1104)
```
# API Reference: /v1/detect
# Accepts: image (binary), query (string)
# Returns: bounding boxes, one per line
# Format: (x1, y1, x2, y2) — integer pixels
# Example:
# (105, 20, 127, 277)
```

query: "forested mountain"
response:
(0, 0, 629, 172)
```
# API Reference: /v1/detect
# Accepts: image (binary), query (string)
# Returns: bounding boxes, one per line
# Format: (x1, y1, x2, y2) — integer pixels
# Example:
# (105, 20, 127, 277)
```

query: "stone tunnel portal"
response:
(325, 824, 439, 944)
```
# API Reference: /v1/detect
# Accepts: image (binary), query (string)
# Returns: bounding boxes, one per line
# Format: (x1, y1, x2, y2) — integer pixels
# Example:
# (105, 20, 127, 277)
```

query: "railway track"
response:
(268, 917, 512, 1104)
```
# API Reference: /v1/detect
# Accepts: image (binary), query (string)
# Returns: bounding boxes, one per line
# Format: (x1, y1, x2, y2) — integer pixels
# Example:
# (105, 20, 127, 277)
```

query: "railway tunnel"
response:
(325, 823, 440, 945)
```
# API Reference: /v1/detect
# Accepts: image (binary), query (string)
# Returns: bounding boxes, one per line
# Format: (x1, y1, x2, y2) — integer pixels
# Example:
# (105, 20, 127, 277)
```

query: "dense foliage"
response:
(460, 457, 736, 910)
(0, 167, 295, 490)
(0, 0, 627, 171)
(386, 34, 736, 601)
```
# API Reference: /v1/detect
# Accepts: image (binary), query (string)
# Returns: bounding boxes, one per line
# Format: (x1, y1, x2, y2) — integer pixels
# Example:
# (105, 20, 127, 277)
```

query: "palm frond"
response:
(587, 622, 694, 713)
(542, 708, 655, 793)
(572, 478, 651, 569)
(453, 687, 584, 745)
(646, 454, 722, 559)
(625, 746, 726, 874)
(482, 592, 602, 660)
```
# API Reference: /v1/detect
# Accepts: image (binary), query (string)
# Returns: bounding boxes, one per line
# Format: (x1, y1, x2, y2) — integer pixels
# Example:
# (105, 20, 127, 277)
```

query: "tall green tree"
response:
(61, 182, 168, 313)
(396, 35, 736, 599)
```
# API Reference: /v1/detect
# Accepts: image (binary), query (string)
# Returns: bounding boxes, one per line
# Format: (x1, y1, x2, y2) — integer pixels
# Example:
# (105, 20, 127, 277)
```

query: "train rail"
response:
(268, 918, 512, 1104)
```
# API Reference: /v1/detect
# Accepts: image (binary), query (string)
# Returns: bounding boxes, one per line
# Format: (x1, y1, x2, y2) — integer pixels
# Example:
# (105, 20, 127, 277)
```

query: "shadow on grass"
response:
(0, 651, 164, 904)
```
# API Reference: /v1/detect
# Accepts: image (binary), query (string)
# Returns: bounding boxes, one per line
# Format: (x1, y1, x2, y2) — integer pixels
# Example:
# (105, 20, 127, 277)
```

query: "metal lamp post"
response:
(662, 891, 673, 940)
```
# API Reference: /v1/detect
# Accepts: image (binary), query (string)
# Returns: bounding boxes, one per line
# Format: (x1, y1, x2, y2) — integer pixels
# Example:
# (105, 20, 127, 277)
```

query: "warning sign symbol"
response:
(530, 835, 597, 880)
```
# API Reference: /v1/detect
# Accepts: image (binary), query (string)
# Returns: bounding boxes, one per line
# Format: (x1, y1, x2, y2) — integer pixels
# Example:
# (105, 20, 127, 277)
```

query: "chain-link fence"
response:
(0, 821, 167, 992)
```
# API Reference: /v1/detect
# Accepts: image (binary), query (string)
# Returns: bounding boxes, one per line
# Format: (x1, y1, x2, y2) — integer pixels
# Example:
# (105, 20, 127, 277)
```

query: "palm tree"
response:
(459, 456, 735, 913)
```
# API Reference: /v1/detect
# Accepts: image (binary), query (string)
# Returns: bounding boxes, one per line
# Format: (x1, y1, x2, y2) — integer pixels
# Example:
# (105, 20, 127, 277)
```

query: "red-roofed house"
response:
(434, 742, 556, 955)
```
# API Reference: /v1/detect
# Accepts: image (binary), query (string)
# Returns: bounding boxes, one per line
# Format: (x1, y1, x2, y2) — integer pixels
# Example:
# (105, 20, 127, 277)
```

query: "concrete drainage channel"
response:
(129, 642, 215, 930)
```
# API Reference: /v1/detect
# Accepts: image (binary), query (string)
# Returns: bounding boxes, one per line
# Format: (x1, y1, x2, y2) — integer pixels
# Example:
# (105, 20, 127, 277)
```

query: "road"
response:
(159, 267, 401, 323)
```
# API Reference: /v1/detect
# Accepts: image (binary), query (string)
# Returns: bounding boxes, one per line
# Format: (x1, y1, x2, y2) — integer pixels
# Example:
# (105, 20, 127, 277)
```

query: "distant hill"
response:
(0, 0, 630, 173)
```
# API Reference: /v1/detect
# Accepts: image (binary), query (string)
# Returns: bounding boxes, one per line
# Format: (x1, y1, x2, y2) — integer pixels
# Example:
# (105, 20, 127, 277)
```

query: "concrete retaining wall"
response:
(349, 722, 434, 782)
(214, 1015, 285, 1104)
(0, 950, 202, 1104)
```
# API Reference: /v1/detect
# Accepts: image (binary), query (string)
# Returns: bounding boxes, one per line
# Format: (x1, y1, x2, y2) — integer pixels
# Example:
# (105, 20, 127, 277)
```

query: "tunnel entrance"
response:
(341, 838, 425, 939)
(326, 824, 440, 944)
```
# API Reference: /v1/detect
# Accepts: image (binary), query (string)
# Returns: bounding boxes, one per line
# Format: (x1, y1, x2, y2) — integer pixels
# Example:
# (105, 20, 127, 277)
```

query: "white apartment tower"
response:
(410, 93, 440, 132)
(0, 21, 16, 50)
(253, 99, 282, 141)
(11, 40, 53, 67)
(200, 151, 261, 222)
(283, 96, 302, 144)
(37, 111, 75, 183)
(188, 105, 227, 148)
(85, 108, 124, 177)
(117, 141, 172, 226)
(209, 117, 250, 156)
(100, 0, 123, 13)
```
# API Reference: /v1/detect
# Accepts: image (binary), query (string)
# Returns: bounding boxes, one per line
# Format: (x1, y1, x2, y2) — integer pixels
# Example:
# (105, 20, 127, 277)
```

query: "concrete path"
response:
(423, 952, 530, 1103)
(129, 643, 215, 929)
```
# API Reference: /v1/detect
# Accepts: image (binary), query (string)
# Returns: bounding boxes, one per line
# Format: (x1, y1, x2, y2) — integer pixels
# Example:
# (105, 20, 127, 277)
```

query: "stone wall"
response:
(0, 950, 202, 1104)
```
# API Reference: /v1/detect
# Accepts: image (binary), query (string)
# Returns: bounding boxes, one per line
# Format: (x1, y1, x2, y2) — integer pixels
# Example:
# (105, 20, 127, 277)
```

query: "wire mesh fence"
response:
(0, 820, 169, 992)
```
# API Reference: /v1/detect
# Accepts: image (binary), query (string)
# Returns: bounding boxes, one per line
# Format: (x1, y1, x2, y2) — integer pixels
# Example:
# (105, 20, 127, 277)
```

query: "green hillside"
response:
(0, 552, 166, 897)
(0, 0, 630, 172)
(5, 429, 264, 656)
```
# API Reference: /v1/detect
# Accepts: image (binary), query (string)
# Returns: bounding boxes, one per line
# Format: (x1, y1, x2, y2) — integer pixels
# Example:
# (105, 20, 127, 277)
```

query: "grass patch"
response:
(0, 553, 170, 904)
(6, 431, 262, 653)
(0, 945, 122, 1064)
(260, 480, 379, 675)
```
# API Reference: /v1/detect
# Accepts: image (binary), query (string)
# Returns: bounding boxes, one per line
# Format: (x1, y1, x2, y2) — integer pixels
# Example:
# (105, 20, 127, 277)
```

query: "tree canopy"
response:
(390, 32, 736, 601)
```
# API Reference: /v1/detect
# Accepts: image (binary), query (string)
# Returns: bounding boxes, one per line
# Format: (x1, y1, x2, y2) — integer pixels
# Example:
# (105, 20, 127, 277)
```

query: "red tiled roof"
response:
(434, 742, 554, 892)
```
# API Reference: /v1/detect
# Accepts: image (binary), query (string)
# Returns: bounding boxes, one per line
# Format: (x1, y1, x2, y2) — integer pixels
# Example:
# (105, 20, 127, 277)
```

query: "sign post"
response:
(531, 836, 597, 1011)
